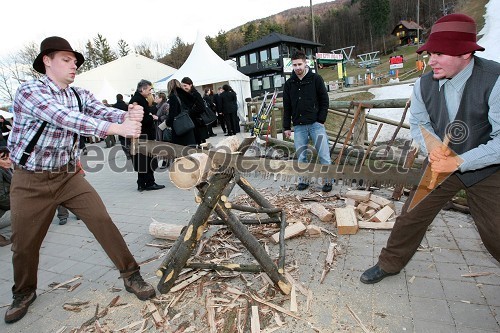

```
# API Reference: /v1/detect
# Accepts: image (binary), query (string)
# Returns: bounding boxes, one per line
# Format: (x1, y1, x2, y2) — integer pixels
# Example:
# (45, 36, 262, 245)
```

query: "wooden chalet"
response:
(228, 32, 322, 98)
(391, 20, 423, 45)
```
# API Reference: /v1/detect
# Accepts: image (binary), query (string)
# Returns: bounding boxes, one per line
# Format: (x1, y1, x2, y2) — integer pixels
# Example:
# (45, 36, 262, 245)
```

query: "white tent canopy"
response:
(156, 33, 251, 122)
(73, 54, 177, 102)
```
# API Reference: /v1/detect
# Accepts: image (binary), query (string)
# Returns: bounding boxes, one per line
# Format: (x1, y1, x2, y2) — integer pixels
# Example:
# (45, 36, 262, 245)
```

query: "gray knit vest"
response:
(420, 56, 500, 187)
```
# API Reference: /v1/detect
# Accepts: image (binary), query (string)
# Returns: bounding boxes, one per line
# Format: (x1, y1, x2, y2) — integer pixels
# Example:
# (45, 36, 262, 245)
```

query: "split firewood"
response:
(335, 207, 359, 235)
(308, 202, 333, 222)
(344, 190, 371, 202)
(369, 194, 392, 207)
(284, 271, 309, 297)
(306, 225, 322, 237)
(362, 209, 376, 220)
(149, 220, 184, 241)
(366, 201, 381, 210)
(345, 198, 357, 207)
(270, 221, 306, 243)
(370, 205, 395, 222)
(320, 242, 338, 283)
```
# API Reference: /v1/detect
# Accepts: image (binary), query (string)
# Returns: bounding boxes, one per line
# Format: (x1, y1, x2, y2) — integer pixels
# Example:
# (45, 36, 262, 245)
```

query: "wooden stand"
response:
(156, 171, 291, 295)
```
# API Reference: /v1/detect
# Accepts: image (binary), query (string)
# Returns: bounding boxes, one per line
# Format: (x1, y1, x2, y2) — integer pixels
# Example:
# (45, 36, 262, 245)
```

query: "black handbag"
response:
(173, 96, 195, 136)
(200, 101, 218, 125)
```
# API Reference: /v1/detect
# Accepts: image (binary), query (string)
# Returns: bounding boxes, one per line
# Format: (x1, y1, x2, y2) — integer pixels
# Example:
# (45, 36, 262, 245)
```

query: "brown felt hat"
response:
(417, 13, 484, 56)
(33, 36, 85, 74)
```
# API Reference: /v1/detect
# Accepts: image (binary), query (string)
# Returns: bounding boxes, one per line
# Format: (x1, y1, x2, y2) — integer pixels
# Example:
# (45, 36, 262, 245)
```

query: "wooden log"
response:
(370, 205, 395, 222)
(363, 209, 376, 220)
(358, 221, 395, 229)
(271, 222, 307, 243)
(366, 201, 381, 210)
(335, 207, 359, 235)
(215, 135, 240, 152)
(308, 203, 333, 222)
(149, 222, 184, 241)
(169, 153, 212, 189)
(344, 190, 371, 202)
(345, 198, 357, 207)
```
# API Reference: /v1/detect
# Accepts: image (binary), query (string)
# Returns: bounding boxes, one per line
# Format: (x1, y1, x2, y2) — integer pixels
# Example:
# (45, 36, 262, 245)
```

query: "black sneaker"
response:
(144, 183, 165, 191)
(123, 272, 156, 300)
(297, 183, 309, 191)
(4, 292, 37, 324)
(322, 183, 332, 192)
(58, 218, 67, 225)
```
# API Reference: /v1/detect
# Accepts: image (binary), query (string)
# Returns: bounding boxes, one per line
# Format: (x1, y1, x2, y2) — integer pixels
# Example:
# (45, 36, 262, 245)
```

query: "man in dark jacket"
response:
(282, 50, 332, 192)
(129, 80, 164, 191)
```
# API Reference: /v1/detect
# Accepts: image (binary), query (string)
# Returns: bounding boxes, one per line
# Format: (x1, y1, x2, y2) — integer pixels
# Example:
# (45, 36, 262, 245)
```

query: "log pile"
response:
(337, 190, 396, 234)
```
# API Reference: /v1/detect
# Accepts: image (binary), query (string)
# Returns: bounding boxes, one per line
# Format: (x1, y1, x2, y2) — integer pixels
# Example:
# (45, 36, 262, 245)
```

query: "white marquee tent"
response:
(73, 54, 177, 102)
(155, 33, 251, 122)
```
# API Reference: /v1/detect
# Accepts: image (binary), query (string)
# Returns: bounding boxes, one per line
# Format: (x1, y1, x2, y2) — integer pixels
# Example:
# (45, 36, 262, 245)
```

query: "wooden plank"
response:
(251, 306, 261, 333)
(335, 207, 358, 235)
(271, 221, 307, 243)
(358, 221, 395, 229)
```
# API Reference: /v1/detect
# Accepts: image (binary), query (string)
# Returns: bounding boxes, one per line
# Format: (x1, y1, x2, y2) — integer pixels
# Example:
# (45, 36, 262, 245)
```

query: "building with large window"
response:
(228, 32, 322, 97)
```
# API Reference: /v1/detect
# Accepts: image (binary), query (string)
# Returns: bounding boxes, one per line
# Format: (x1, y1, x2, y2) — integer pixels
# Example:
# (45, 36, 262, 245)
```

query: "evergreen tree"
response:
(93, 34, 117, 65)
(117, 39, 130, 57)
(81, 40, 99, 72)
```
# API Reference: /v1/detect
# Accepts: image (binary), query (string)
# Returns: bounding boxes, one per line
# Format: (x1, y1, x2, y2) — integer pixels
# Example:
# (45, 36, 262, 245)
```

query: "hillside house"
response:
(391, 20, 423, 45)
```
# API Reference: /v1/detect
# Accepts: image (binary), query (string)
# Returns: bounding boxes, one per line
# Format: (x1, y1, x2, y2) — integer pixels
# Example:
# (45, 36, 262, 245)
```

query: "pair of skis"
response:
(251, 89, 278, 137)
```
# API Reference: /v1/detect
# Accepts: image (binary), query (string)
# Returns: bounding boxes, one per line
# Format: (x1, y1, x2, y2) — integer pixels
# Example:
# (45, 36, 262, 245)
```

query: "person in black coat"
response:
(179, 77, 209, 145)
(114, 93, 132, 159)
(166, 79, 197, 147)
(129, 80, 164, 191)
(203, 88, 217, 137)
(213, 87, 226, 133)
(220, 84, 239, 136)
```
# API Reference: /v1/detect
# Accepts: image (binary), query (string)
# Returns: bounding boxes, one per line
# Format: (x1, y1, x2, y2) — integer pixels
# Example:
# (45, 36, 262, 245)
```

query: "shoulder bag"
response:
(172, 95, 195, 136)
(200, 100, 218, 125)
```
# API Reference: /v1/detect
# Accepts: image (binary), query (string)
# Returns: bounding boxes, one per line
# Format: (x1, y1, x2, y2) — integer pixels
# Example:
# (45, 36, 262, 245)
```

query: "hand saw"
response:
(137, 138, 422, 188)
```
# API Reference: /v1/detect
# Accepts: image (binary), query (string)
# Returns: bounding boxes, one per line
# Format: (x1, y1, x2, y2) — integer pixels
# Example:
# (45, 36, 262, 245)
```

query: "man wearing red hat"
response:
(4, 36, 156, 324)
(361, 14, 500, 284)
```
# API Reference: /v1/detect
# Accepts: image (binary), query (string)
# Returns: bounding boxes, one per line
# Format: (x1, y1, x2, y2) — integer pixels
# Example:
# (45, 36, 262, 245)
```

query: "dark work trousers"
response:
(10, 165, 140, 296)
(132, 153, 158, 188)
(378, 170, 500, 273)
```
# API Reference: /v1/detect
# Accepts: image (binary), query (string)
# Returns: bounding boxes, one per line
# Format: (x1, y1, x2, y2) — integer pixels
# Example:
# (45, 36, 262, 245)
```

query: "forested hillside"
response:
(205, 0, 483, 61)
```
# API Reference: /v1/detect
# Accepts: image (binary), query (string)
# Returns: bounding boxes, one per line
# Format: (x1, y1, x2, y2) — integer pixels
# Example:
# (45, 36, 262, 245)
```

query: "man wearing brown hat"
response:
(361, 13, 500, 284)
(4, 36, 156, 324)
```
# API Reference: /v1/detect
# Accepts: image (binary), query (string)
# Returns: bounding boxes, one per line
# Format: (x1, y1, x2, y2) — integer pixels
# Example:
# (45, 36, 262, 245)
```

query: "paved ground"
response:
(0, 129, 499, 332)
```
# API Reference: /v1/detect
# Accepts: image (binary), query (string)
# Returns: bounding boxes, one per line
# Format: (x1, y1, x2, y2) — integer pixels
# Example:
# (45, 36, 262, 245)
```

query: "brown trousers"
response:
(379, 170, 500, 273)
(10, 165, 140, 296)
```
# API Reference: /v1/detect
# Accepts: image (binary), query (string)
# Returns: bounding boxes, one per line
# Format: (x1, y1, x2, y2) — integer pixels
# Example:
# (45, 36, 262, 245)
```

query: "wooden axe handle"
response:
(428, 135, 450, 189)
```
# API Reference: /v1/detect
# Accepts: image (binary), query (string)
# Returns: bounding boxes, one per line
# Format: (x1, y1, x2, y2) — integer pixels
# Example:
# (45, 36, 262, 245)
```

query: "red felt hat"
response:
(33, 36, 85, 74)
(417, 13, 484, 56)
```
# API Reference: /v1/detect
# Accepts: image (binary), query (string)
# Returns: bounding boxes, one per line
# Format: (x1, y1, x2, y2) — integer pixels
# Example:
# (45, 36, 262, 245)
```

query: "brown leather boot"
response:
(0, 234, 11, 247)
(4, 292, 37, 324)
(123, 272, 156, 300)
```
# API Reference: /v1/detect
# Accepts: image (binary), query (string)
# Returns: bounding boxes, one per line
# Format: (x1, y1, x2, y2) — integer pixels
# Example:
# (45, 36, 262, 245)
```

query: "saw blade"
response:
(407, 126, 463, 211)
(137, 140, 422, 188)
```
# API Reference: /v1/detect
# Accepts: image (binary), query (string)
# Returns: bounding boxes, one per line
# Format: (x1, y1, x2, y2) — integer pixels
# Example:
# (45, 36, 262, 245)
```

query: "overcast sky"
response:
(2, 0, 332, 58)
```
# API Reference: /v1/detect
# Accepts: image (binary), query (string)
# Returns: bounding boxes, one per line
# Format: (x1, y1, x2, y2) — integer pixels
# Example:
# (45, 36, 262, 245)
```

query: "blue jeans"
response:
(293, 122, 332, 183)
